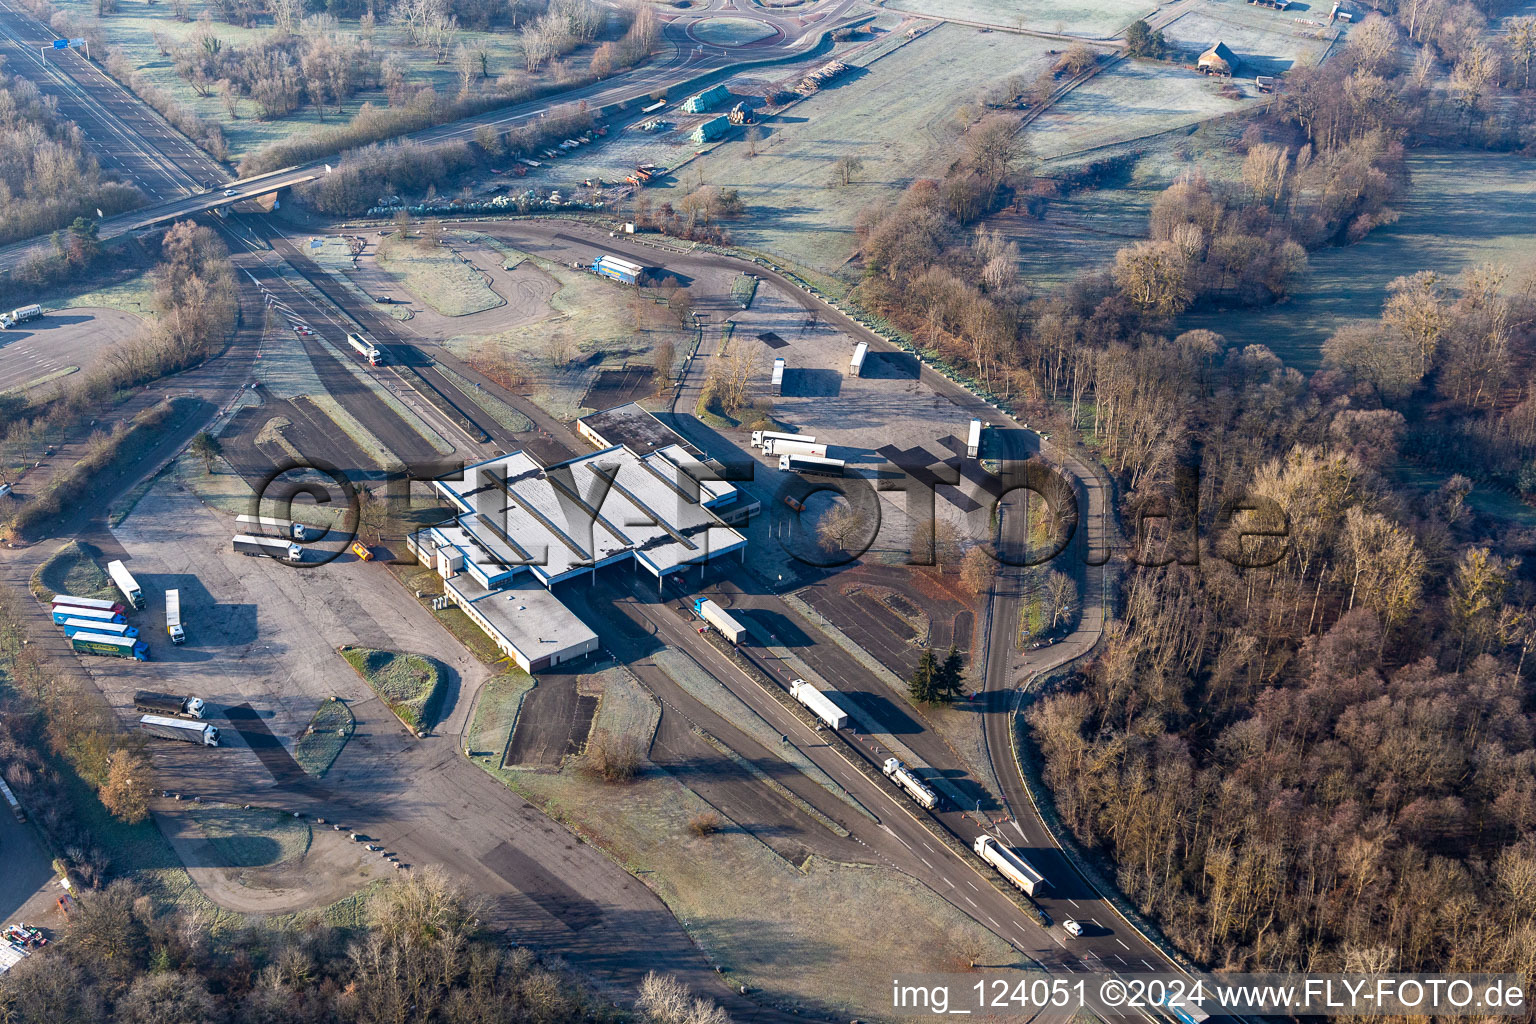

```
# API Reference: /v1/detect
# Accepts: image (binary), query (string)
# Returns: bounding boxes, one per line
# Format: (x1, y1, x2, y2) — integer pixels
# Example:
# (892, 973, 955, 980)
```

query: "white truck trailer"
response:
(882, 757, 940, 810)
(233, 534, 303, 560)
(771, 358, 785, 395)
(236, 514, 309, 541)
(763, 437, 829, 458)
(51, 594, 126, 615)
(790, 679, 848, 730)
(973, 835, 1048, 896)
(346, 332, 384, 366)
(967, 418, 984, 459)
(106, 559, 144, 610)
(693, 598, 747, 644)
(165, 589, 185, 644)
(779, 453, 845, 476)
(0, 304, 42, 328)
(751, 429, 815, 449)
(139, 714, 219, 747)
(849, 341, 868, 376)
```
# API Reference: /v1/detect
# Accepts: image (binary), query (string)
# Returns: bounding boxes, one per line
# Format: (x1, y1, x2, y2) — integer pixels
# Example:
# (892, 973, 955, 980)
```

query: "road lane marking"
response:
(1116, 939, 1129, 950)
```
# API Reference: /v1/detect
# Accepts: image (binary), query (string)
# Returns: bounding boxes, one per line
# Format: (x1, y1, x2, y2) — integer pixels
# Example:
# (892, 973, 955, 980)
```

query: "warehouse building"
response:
(576, 403, 760, 524)
(408, 441, 749, 671)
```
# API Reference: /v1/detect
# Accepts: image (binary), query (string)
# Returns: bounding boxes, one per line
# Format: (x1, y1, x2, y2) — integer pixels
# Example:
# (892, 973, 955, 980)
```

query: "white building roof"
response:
(434, 447, 745, 584)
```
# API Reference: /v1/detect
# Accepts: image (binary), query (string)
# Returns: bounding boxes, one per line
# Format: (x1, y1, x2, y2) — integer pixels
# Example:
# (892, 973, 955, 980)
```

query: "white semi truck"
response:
(751, 429, 815, 449)
(139, 714, 219, 747)
(763, 437, 829, 459)
(165, 589, 185, 644)
(973, 835, 1048, 896)
(233, 534, 303, 560)
(790, 679, 848, 730)
(0, 304, 41, 328)
(106, 559, 144, 610)
(346, 332, 384, 366)
(779, 454, 846, 476)
(882, 757, 940, 810)
(236, 514, 309, 541)
(693, 598, 747, 644)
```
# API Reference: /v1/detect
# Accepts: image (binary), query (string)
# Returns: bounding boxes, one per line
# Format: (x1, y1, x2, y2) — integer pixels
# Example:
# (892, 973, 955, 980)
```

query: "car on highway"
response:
(294, 326, 313, 335)
(223, 188, 237, 196)
(1063, 919, 1083, 937)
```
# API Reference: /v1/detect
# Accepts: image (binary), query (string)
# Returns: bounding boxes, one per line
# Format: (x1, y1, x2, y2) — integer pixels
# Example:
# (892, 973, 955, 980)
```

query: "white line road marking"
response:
(1116, 939, 1129, 950)
(919, 857, 934, 870)
(1013, 821, 1028, 842)
(1067, 899, 1080, 908)
(966, 880, 979, 891)
(964, 895, 978, 908)
(1142, 960, 1155, 970)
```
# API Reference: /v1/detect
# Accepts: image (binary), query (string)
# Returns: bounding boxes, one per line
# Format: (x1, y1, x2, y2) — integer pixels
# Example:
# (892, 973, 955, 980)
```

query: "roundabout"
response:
(688, 16, 784, 46)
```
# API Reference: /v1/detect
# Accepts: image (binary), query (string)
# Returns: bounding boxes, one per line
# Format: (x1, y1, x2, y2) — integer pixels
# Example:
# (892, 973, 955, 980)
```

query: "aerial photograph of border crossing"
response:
(0, 0, 1534, 1018)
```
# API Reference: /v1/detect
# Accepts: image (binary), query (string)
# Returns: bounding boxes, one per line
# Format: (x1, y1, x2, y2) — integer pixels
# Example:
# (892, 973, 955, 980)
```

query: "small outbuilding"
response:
(1197, 41, 1239, 76)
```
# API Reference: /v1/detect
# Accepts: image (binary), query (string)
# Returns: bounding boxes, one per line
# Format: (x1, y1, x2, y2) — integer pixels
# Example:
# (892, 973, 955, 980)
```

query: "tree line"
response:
(0, 867, 733, 1024)
(0, 71, 141, 249)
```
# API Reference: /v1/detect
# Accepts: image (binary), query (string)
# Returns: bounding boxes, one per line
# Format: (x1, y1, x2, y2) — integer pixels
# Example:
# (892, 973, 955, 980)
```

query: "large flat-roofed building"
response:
(576, 403, 761, 525)
(408, 441, 748, 671)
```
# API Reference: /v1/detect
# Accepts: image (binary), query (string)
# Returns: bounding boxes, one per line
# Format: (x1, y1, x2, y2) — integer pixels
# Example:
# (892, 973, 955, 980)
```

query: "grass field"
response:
(691, 17, 777, 44)
(1028, 59, 1256, 163)
(1178, 150, 1536, 370)
(341, 646, 447, 732)
(1160, 5, 1336, 74)
(190, 805, 312, 868)
(31, 540, 116, 603)
(656, 25, 1062, 275)
(293, 698, 356, 777)
(490, 670, 1033, 1014)
(885, 0, 1153, 38)
(377, 239, 505, 317)
(445, 243, 684, 421)
(467, 670, 537, 763)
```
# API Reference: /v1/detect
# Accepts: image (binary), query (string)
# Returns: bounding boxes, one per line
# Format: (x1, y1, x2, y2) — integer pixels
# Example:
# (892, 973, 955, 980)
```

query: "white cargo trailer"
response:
(693, 598, 747, 644)
(973, 835, 1048, 896)
(51, 594, 126, 615)
(967, 418, 983, 459)
(790, 679, 848, 730)
(883, 757, 940, 810)
(106, 559, 144, 609)
(763, 438, 829, 458)
(165, 589, 185, 644)
(779, 454, 845, 476)
(139, 714, 219, 747)
(233, 534, 303, 560)
(751, 429, 815, 449)
(346, 332, 384, 365)
(849, 342, 868, 376)
(771, 358, 785, 395)
(236, 514, 309, 540)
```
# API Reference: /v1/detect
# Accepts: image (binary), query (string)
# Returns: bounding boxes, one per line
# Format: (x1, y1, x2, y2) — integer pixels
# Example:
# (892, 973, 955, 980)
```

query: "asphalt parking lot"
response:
(0, 308, 142, 394)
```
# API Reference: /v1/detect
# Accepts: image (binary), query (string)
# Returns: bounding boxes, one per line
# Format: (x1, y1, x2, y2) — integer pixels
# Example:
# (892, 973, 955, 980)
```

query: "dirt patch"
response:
(507, 671, 601, 767)
(31, 539, 115, 602)
(156, 803, 383, 914)
(579, 365, 655, 409)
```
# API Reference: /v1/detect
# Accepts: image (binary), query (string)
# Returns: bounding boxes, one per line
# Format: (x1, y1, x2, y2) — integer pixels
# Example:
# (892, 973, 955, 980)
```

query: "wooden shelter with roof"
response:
(1198, 41, 1239, 76)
